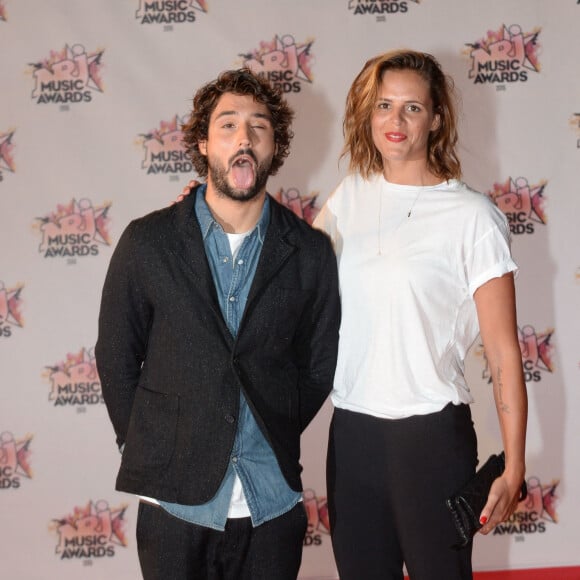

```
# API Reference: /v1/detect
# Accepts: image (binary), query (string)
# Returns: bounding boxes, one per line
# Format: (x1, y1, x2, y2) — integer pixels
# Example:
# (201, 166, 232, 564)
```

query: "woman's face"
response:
(370, 69, 440, 168)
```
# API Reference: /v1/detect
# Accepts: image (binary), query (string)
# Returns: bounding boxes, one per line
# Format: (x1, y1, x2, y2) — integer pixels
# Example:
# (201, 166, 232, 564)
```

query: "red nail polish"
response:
(480, 516, 488, 525)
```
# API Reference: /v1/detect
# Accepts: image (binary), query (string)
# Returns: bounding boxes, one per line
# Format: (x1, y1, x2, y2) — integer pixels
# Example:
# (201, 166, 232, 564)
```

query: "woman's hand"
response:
(478, 472, 525, 535)
(172, 179, 200, 204)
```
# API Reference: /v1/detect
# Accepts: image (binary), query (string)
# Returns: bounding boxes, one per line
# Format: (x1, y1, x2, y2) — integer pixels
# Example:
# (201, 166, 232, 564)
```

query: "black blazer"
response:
(95, 187, 340, 505)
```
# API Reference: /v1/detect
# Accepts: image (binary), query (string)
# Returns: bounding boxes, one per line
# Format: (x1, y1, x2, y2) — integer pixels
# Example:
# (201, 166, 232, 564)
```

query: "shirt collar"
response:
(194, 184, 270, 244)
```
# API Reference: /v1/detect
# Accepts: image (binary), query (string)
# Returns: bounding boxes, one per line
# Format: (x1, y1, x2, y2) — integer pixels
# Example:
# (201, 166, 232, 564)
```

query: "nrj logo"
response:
(240, 34, 314, 94)
(494, 475, 559, 536)
(464, 24, 541, 85)
(347, 0, 418, 16)
(303, 488, 330, 547)
(479, 325, 554, 384)
(518, 325, 554, 381)
(51, 500, 128, 560)
(0, 281, 24, 337)
(485, 177, 547, 235)
(44, 347, 103, 407)
(0, 129, 15, 182)
(29, 44, 104, 105)
(136, 0, 207, 24)
(271, 187, 320, 225)
(0, 431, 33, 489)
(35, 198, 112, 258)
(138, 115, 192, 175)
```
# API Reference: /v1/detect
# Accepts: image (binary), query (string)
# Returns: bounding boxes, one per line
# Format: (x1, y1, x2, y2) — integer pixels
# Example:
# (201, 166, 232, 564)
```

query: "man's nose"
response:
(237, 125, 252, 147)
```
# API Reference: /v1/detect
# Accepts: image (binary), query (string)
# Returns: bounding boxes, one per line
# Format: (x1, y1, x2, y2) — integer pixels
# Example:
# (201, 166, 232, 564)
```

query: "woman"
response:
(313, 50, 527, 579)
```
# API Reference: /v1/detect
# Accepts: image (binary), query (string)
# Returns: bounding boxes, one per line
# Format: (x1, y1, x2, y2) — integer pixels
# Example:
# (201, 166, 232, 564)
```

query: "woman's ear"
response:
(431, 113, 441, 132)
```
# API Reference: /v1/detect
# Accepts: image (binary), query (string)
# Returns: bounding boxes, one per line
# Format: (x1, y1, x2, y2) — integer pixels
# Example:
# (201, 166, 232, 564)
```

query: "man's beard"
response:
(208, 149, 272, 202)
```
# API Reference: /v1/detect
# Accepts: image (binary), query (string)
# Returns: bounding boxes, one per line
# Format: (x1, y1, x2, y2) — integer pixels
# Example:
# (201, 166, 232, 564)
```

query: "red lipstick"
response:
(385, 132, 406, 143)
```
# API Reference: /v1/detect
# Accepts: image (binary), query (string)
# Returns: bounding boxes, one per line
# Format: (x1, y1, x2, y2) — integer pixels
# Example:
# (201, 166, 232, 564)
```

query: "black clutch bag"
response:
(446, 451, 527, 549)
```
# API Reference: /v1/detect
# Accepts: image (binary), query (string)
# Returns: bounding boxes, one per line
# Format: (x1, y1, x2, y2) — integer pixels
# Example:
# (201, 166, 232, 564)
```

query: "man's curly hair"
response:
(182, 68, 294, 178)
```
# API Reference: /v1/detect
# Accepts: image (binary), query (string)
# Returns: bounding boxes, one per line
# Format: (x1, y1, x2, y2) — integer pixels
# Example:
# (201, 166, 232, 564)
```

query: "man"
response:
(95, 68, 340, 580)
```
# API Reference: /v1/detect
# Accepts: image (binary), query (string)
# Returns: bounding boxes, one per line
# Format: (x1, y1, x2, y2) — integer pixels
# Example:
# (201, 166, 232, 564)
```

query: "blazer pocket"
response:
(122, 386, 179, 472)
(273, 287, 311, 340)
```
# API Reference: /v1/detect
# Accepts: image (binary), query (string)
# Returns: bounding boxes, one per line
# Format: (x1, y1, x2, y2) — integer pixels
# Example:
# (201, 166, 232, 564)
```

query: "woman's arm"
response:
(473, 272, 528, 534)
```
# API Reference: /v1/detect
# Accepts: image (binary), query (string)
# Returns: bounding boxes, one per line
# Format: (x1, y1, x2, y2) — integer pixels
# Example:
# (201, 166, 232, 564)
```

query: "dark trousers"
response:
(136, 501, 307, 580)
(327, 403, 478, 580)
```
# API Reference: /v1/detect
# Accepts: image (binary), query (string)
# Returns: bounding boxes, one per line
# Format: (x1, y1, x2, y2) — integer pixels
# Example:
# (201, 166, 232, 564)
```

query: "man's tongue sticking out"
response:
(231, 158, 255, 190)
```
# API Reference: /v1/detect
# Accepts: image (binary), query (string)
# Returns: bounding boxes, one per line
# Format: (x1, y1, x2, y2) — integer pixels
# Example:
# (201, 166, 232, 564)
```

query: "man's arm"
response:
(95, 221, 152, 449)
(295, 234, 341, 432)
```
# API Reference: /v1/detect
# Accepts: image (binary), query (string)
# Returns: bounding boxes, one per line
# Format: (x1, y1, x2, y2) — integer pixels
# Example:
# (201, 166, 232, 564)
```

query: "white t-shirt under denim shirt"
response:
(313, 173, 517, 420)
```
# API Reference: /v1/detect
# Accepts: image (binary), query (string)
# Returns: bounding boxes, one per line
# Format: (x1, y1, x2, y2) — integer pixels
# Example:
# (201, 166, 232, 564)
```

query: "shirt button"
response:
(224, 414, 235, 424)
(229, 296, 236, 302)
(237, 259, 244, 265)
(232, 456, 238, 463)
(222, 257, 229, 263)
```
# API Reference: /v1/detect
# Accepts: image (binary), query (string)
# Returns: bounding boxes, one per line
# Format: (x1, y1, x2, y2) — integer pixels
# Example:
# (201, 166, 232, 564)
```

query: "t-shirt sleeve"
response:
(464, 199, 518, 297)
(313, 192, 342, 258)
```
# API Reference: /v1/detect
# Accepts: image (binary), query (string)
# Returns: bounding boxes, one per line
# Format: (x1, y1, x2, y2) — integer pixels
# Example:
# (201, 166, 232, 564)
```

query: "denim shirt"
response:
(160, 186, 301, 530)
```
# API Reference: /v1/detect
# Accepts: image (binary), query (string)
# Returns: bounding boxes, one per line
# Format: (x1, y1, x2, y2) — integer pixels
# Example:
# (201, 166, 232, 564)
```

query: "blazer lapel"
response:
(245, 199, 295, 315)
(172, 188, 232, 342)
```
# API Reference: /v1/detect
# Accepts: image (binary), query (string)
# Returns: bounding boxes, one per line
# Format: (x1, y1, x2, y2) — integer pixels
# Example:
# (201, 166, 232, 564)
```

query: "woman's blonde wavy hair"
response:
(342, 49, 461, 181)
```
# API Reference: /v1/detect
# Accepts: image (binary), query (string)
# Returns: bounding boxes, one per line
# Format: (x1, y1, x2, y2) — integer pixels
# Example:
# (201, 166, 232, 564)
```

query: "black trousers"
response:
(327, 403, 478, 580)
(136, 501, 307, 580)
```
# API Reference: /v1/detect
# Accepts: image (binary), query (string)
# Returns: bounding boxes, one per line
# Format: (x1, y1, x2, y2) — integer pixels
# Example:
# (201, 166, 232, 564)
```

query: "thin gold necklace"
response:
(377, 185, 423, 256)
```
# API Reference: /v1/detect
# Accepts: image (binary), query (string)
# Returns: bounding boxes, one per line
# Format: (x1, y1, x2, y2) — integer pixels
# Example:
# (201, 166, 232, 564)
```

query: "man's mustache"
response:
(229, 148, 258, 167)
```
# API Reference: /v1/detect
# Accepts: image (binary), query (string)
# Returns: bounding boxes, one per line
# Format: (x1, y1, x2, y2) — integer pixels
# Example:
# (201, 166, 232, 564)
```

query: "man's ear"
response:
(199, 141, 207, 156)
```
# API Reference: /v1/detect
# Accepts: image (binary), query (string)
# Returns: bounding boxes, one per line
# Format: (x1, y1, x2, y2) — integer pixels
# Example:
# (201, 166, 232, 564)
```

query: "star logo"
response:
(271, 187, 320, 225)
(522, 477, 560, 524)
(188, 0, 207, 10)
(476, 325, 554, 382)
(0, 282, 24, 329)
(30, 44, 105, 99)
(465, 24, 541, 79)
(44, 347, 99, 404)
(519, 325, 554, 373)
(0, 130, 15, 176)
(487, 177, 547, 225)
(52, 500, 128, 557)
(303, 489, 330, 535)
(138, 115, 188, 171)
(240, 34, 314, 83)
(36, 198, 112, 254)
(0, 432, 33, 479)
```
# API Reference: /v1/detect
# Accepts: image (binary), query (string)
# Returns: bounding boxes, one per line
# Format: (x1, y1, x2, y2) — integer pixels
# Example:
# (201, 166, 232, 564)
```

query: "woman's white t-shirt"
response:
(313, 174, 517, 419)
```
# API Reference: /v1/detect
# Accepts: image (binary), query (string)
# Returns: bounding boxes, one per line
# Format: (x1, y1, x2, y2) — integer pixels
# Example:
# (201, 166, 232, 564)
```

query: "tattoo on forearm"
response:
(496, 366, 510, 413)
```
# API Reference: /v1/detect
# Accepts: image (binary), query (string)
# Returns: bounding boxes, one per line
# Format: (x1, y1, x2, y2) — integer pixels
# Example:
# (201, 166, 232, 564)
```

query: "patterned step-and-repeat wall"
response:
(1, 1, 579, 578)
